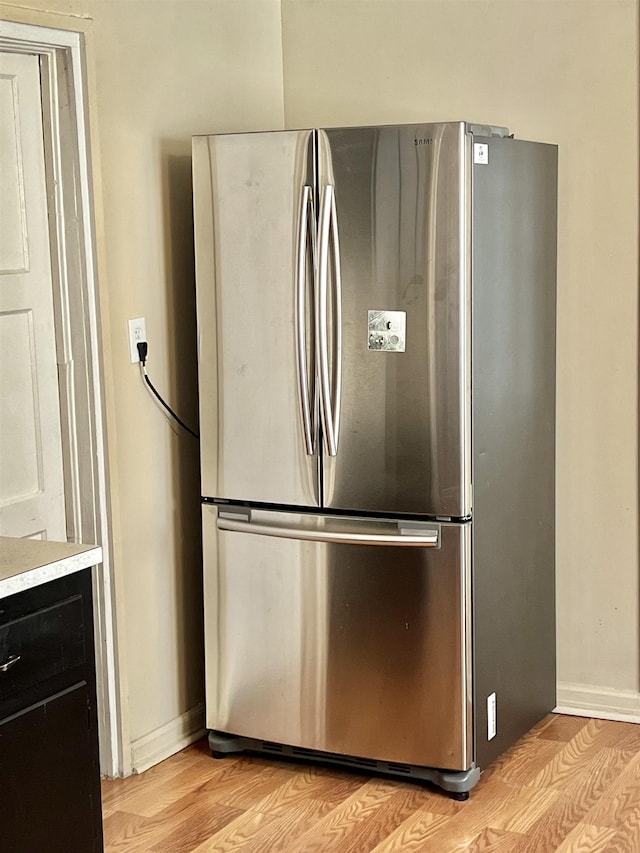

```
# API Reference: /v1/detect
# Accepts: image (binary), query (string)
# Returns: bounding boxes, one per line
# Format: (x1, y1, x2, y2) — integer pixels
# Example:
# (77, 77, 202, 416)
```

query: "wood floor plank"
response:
(287, 778, 398, 852)
(334, 787, 442, 853)
(176, 757, 295, 815)
(488, 783, 560, 834)
(553, 822, 618, 852)
(101, 748, 201, 816)
(508, 746, 635, 853)
(103, 810, 153, 852)
(245, 762, 367, 814)
(531, 713, 593, 743)
(488, 733, 566, 784)
(421, 776, 556, 850)
(368, 811, 451, 852)
(148, 801, 253, 853)
(238, 799, 336, 853)
(584, 751, 640, 829)
(603, 822, 640, 853)
(413, 774, 524, 850)
(189, 808, 279, 852)
(583, 720, 640, 754)
(101, 716, 640, 852)
(530, 720, 613, 790)
(240, 767, 334, 816)
(104, 796, 244, 852)
(106, 755, 246, 819)
(464, 826, 526, 852)
(214, 763, 301, 811)
(101, 779, 131, 819)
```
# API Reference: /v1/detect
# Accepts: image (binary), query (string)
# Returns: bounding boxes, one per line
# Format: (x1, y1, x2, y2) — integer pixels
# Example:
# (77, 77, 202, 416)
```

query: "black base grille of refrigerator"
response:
(208, 730, 480, 799)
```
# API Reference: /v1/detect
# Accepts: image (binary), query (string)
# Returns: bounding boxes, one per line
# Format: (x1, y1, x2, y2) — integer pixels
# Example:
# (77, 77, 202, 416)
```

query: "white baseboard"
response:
(130, 704, 206, 774)
(555, 682, 640, 724)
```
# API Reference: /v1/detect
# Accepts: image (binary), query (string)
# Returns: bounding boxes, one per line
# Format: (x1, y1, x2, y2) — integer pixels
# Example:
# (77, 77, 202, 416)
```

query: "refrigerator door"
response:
(203, 504, 473, 772)
(317, 122, 471, 517)
(193, 131, 319, 506)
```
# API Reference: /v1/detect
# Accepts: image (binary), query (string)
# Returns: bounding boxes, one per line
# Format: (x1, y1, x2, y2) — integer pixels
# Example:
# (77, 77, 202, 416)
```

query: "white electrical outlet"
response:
(128, 317, 147, 363)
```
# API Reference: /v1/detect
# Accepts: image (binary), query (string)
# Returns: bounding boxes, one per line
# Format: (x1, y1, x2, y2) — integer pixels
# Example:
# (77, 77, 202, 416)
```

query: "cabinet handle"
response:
(0, 654, 21, 673)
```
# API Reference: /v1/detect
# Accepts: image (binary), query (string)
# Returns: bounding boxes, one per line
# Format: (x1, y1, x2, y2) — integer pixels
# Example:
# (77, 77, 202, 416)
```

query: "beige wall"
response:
(88, 0, 285, 749)
(281, 0, 639, 699)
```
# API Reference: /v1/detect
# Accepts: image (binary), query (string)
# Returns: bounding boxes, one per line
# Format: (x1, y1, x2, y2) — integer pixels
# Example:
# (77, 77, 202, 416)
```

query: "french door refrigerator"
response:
(192, 121, 557, 798)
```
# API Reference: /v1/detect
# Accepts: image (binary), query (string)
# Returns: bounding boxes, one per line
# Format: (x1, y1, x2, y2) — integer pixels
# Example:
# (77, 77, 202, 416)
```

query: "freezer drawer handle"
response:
(217, 515, 440, 547)
(296, 185, 316, 455)
(317, 184, 342, 457)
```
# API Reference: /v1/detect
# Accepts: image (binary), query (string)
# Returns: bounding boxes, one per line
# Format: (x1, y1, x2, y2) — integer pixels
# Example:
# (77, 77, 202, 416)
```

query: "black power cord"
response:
(137, 341, 199, 439)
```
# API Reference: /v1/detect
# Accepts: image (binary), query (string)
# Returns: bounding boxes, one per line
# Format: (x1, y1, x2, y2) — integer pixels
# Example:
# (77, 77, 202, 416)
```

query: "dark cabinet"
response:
(0, 568, 103, 853)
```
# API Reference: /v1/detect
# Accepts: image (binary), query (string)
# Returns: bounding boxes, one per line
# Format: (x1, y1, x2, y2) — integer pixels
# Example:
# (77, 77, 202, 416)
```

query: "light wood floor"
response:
(102, 714, 640, 852)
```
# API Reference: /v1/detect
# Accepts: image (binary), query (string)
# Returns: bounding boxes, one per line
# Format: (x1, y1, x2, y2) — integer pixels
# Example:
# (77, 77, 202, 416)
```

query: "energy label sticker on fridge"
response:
(474, 143, 489, 165)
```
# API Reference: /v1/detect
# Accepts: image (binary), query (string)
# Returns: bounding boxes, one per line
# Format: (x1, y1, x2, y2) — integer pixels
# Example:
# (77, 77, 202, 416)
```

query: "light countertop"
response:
(0, 537, 102, 599)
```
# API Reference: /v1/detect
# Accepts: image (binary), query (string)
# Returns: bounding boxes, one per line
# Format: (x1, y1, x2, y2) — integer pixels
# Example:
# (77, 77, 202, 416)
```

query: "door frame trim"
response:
(0, 19, 122, 776)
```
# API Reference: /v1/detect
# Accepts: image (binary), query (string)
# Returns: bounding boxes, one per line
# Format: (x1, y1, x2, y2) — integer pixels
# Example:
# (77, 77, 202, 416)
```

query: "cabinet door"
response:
(0, 683, 103, 853)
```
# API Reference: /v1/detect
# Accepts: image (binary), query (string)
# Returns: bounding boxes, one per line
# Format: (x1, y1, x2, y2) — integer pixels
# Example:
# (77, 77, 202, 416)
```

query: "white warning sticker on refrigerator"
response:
(487, 692, 497, 740)
(474, 143, 489, 165)
(367, 310, 406, 352)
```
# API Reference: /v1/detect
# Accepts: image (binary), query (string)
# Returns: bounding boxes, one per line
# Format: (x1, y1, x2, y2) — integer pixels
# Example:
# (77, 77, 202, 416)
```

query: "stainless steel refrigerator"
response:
(192, 121, 557, 798)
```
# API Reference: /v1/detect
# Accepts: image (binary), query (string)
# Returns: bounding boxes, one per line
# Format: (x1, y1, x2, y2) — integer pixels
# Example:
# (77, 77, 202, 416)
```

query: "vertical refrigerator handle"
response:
(330, 188, 343, 447)
(317, 184, 342, 457)
(296, 185, 316, 455)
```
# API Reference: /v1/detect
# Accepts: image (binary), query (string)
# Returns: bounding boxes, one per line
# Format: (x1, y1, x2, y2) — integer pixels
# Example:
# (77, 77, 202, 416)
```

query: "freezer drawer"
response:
(203, 505, 472, 772)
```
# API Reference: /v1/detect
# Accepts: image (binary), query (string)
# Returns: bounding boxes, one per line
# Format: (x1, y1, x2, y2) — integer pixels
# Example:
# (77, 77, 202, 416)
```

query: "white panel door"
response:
(0, 52, 66, 541)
